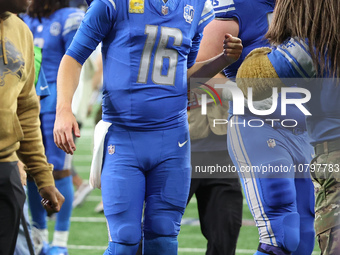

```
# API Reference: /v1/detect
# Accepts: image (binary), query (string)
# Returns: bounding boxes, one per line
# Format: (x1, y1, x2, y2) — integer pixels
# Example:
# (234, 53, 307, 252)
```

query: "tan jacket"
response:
(189, 103, 229, 140)
(0, 13, 54, 190)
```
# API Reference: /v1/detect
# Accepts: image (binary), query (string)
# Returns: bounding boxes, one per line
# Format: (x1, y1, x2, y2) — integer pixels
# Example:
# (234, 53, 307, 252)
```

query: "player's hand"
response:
(39, 186, 65, 214)
(54, 108, 80, 155)
(223, 33, 243, 64)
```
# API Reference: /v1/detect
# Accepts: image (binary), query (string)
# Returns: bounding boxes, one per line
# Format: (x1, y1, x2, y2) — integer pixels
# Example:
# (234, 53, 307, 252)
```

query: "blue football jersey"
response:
(213, 0, 275, 78)
(213, 0, 306, 128)
(268, 38, 340, 144)
(67, 0, 214, 130)
(35, 66, 50, 97)
(23, 8, 84, 113)
(23, 8, 84, 84)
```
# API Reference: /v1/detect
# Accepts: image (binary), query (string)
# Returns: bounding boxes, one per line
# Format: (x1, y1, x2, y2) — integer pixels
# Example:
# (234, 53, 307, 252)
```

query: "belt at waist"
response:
(314, 138, 340, 155)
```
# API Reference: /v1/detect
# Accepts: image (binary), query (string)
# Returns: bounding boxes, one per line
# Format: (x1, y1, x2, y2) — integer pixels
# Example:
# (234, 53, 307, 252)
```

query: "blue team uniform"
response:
(23, 9, 84, 253)
(23, 8, 84, 169)
(214, 1, 315, 254)
(35, 67, 50, 97)
(67, 0, 214, 254)
(267, 38, 340, 252)
(267, 38, 340, 144)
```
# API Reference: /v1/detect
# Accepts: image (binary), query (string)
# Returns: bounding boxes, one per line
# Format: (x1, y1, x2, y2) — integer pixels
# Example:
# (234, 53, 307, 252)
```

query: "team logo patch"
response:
(129, 0, 144, 13)
(267, 139, 276, 148)
(50, 22, 61, 36)
(0, 38, 25, 86)
(108, 144, 115, 155)
(162, 5, 169, 15)
(37, 25, 43, 33)
(184, 5, 194, 24)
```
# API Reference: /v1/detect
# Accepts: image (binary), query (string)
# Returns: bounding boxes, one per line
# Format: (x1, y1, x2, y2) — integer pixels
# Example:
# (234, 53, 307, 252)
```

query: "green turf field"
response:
(47, 117, 321, 255)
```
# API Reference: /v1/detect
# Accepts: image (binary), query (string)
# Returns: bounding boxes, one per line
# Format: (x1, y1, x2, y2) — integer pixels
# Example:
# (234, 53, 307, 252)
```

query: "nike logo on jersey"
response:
(178, 140, 188, 148)
(40, 85, 48, 91)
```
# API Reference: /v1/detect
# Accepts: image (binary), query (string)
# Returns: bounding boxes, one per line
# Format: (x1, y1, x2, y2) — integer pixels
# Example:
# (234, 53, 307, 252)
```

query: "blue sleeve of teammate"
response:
(187, 0, 214, 68)
(62, 10, 85, 51)
(212, 0, 237, 19)
(66, 0, 117, 65)
(267, 49, 302, 78)
(267, 38, 316, 79)
(187, 32, 203, 69)
(197, 0, 215, 32)
(35, 67, 50, 97)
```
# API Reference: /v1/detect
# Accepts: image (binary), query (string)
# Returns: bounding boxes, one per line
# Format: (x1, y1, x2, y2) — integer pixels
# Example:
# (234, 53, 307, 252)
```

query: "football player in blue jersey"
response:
(22, 1, 85, 254)
(53, 0, 242, 254)
(198, 0, 315, 254)
(236, 0, 340, 253)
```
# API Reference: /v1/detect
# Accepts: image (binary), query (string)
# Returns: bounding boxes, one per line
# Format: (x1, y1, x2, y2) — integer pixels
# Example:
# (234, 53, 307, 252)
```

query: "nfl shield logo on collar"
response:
(162, 5, 169, 15)
(108, 144, 115, 155)
(267, 139, 276, 148)
(184, 5, 194, 23)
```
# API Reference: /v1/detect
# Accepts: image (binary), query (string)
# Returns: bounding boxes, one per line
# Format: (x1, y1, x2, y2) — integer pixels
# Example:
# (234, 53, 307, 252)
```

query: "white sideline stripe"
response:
(67, 245, 320, 254)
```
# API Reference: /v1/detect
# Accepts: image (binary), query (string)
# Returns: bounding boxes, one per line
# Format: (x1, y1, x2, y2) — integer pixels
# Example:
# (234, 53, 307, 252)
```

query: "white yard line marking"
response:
(69, 216, 255, 226)
(68, 245, 107, 250)
(70, 217, 106, 222)
(84, 195, 102, 201)
(71, 165, 91, 173)
(73, 155, 93, 162)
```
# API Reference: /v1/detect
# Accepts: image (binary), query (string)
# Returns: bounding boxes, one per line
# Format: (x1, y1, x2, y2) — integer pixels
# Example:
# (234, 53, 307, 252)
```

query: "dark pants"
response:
(188, 150, 243, 255)
(0, 162, 26, 255)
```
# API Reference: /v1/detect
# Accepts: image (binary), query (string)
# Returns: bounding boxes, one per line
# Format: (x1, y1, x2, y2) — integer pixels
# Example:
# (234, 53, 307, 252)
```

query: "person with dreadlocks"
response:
(234, 0, 340, 254)
(197, 1, 316, 255)
(22, 1, 84, 254)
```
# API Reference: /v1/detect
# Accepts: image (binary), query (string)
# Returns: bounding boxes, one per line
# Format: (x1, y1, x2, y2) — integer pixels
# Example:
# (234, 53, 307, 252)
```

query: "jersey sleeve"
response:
(66, 0, 117, 65)
(187, 32, 203, 68)
(187, 0, 215, 68)
(268, 38, 316, 79)
(212, 0, 236, 19)
(197, 0, 215, 33)
(62, 10, 85, 51)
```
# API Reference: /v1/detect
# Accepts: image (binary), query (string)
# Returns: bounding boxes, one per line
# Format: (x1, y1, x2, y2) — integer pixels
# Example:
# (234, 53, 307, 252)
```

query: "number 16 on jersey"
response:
(137, 25, 183, 86)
